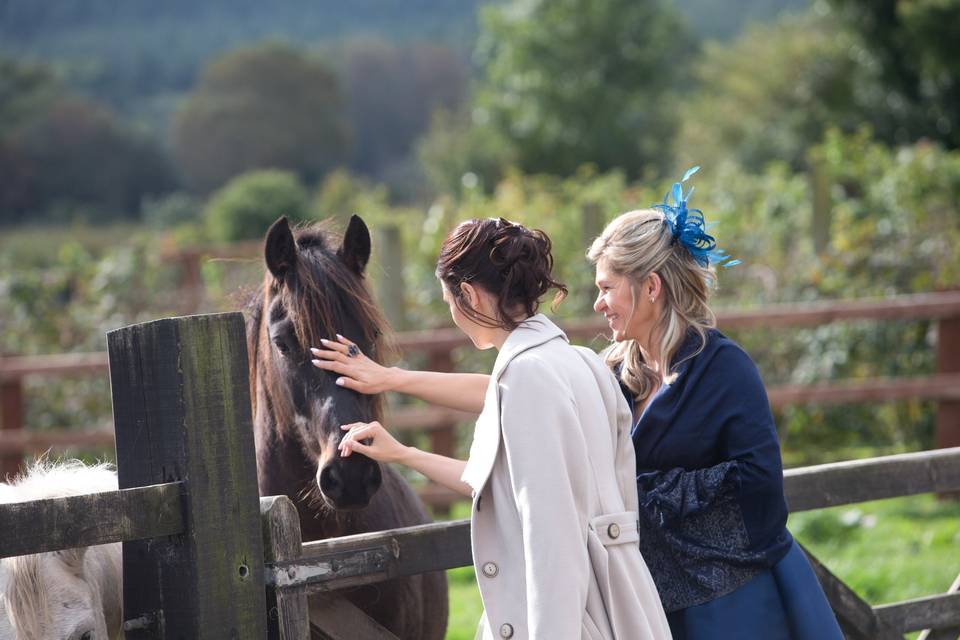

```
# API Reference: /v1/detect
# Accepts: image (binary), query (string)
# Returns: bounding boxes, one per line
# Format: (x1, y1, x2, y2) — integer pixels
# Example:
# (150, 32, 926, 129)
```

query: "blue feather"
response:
(653, 166, 739, 269)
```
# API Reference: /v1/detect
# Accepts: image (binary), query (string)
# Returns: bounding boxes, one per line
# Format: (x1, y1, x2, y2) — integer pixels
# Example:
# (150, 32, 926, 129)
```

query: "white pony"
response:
(0, 460, 123, 640)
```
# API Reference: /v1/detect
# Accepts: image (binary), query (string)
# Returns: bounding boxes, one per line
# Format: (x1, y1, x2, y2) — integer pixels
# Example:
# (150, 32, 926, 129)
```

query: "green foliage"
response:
(677, 12, 870, 171)
(141, 192, 203, 230)
(417, 108, 517, 197)
(171, 41, 349, 194)
(204, 169, 310, 242)
(829, 0, 960, 149)
(789, 495, 960, 605)
(474, 0, 693, 178)
(673, 0, 809, 40)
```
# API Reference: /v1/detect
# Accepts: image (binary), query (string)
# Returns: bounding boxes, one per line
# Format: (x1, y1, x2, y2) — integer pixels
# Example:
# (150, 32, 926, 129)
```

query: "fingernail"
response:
(311, 346, 321, 353)
(319, 339, 328, 345)
(336, 333, 344, 340)
(341, 424, 350, 430)
(335, 378, 345, 386)
(311, 359, 321, 366)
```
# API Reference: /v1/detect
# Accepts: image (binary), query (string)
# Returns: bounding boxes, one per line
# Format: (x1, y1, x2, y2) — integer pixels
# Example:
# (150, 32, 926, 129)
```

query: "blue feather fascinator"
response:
(652, 166, 740, 268)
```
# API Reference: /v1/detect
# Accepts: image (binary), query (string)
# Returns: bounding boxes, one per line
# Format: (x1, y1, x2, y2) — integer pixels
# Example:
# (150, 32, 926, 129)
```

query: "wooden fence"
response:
(1, 312, 958, 637)
(3, 290, 960, 508)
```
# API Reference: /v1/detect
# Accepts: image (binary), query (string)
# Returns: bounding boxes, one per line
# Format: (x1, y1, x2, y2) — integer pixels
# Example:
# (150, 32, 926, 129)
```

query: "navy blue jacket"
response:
(620, 329, 793, 611)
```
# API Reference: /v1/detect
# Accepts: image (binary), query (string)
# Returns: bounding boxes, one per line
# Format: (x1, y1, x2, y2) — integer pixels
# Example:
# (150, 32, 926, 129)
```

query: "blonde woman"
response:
(585, 168, 841, 639)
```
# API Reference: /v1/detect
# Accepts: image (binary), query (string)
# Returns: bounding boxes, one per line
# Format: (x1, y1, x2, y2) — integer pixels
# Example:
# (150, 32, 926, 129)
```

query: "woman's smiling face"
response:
(593, 259, 660, 344)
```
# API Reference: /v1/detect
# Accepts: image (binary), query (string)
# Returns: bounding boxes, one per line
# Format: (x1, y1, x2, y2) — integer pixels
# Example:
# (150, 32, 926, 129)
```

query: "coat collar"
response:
(490, 313, 568, 381)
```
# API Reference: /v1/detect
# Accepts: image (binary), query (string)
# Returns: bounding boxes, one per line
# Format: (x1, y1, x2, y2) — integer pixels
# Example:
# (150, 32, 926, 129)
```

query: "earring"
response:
(649, 296, 655, 303)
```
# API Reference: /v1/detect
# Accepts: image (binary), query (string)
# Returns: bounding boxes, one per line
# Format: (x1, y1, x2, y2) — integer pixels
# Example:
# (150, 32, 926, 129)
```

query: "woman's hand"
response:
(310, 334, 396, 394)
(339, 421, 410, 464)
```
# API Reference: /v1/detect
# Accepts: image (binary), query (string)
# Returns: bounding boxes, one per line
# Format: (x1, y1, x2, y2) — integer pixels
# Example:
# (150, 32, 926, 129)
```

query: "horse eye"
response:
(273, 338, 291, 355)
(80, 633, 92, 640)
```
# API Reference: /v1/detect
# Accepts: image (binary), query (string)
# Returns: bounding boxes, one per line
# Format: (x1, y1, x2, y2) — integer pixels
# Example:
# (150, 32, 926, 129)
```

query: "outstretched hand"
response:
(339, 421, 409, 464)
(310, 334, 395, 394)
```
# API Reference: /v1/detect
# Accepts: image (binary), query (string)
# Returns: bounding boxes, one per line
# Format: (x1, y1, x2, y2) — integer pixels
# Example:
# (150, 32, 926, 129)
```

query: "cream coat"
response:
(461, 315, 671, 640)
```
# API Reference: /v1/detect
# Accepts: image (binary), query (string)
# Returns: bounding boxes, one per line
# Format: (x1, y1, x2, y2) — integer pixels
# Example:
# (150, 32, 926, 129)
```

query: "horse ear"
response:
(265, 216, 298, 280)
(338, 214, 371, 275)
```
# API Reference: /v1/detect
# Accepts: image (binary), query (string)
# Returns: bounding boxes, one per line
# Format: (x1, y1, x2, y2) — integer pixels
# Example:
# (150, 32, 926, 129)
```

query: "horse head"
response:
(249, 215, 393, 511)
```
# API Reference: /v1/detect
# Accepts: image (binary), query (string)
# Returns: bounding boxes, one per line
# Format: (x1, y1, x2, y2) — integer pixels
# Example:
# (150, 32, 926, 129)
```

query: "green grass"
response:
(438, 495, 960, 639)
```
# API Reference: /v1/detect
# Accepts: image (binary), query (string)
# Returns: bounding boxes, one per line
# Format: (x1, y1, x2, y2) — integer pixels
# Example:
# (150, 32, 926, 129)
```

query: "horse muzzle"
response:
(317, 457, 383, 509)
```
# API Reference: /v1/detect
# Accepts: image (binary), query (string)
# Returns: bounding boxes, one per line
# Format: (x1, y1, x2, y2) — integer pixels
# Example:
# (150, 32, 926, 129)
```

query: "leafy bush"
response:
(204, 169, 310, 242)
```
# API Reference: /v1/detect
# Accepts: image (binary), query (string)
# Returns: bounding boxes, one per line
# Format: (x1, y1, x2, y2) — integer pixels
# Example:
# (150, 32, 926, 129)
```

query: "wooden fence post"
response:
(0, 377, 23, 480)
(375, 224, 407, 331)
(427, 350, 456, 516)
(809, 148, 832, 256)
(107, 313, 267, 639)
(935, 315, 960, 452)
(261, 495, 310, 640)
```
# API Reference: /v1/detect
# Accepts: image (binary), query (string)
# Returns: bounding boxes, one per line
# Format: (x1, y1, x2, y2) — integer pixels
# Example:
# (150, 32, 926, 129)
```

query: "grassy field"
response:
(440, 495, 960, 639)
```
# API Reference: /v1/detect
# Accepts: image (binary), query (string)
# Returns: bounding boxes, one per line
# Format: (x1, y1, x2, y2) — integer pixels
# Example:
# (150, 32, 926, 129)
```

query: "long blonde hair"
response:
(587, 209, 717, 402)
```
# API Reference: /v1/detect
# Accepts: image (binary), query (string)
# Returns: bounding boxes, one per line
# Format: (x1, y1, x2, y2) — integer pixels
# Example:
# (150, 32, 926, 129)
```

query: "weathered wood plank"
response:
(767, 373, 960, 407)
(109, 313, 267, 639)
(269, 519, 472, 592)
(918, 573, 960, 640)
(801, 545, 903, 640)
(308, 594, 399, 640)
(0, 482, 183, 558)
(784, 447, 960, 512)
(876, 592, 960, 634)
(262, 496, 310, 640)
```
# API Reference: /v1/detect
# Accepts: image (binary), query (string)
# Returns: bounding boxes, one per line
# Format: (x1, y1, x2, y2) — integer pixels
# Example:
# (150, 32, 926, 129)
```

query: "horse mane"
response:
(247, 220, 397, 434)
(1, 458, 117, 502)
(3, 555, 49, 640)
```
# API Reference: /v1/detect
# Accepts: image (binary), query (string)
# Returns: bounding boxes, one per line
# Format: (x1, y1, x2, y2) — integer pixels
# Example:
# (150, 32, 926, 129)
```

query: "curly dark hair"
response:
(435, 217, 568, 331)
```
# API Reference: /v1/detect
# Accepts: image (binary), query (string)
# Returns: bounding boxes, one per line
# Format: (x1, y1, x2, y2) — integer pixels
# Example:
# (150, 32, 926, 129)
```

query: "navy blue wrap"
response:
(621, 329, 793, 612)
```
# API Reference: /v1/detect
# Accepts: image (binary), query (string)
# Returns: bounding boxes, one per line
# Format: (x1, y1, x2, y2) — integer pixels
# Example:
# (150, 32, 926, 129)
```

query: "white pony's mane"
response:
(0, 458, 117, 503)
(1, 458, 121, 640)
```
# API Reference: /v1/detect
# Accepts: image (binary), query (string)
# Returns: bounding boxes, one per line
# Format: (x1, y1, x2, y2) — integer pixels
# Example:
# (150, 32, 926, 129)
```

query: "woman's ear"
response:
(646, 273, 663, 301)
(459, 282, 480, 310)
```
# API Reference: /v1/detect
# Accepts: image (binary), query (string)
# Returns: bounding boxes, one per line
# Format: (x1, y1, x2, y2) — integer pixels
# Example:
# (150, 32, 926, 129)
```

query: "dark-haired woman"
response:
(318, 218, 671, 640)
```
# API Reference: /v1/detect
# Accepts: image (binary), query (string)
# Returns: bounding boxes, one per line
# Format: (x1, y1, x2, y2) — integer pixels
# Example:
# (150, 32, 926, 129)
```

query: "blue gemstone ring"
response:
(347, 344, 361, 358)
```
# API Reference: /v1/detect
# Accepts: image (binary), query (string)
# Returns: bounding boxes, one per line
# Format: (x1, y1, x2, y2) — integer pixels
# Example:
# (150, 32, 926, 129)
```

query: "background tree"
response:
(0, 57, 176, 224)
(676, 12, 870, 171)
(473, 0, 693, 178)
(171, 42, 349, 194)
(337, 39, 468, 188)
(828, 0, 960, 148)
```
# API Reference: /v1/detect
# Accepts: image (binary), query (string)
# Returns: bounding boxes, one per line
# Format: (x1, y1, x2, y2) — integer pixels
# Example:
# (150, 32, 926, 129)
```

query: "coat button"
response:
(481, 561, 499, 578)
(607, 523, 621, 539)
(499, 623, 514, 638)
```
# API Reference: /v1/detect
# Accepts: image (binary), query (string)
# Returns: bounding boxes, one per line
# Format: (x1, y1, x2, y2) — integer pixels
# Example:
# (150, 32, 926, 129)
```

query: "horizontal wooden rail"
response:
(268, 447, 960, 590)
(4, 291, 960, 381)
(0, 425, 114, 454)
(4, 373, 957, 457)
(767, 373, 960, 408)
(398, 290, 960, 352)
(784, 447, 960, 511)
(876, 592, 960, 634)
(0, 481, 184, 558)
(267, 520, 472, 593)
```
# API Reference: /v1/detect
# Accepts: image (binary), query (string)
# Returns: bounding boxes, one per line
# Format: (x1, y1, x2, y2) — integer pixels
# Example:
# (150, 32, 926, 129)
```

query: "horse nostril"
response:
(318, 465, 343, 500)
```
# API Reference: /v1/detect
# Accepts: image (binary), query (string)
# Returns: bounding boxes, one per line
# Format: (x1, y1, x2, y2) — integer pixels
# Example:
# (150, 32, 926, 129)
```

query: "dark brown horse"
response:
(246, 215, 448, 639)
